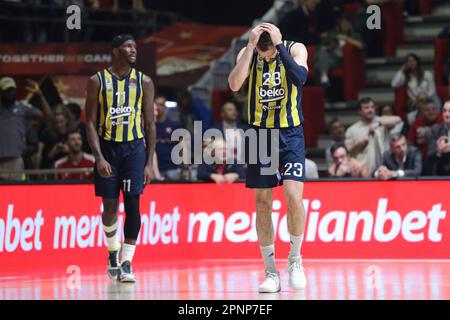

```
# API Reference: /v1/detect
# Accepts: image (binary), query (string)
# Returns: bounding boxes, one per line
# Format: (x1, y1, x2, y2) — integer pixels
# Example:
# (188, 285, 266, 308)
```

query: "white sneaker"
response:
(287, 256, 307, 289)
(258, 271, 281, 293)
(118, 261, 136, 283)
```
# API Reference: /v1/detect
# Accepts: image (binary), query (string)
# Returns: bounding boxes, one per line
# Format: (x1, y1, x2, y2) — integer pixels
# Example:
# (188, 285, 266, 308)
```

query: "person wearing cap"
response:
(0, 77, 43, 180)
(85, 34, 155, 283)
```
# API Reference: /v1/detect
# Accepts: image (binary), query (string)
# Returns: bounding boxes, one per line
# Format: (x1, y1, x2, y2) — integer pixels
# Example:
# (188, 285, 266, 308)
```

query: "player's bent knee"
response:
(102, 198, 119, 216)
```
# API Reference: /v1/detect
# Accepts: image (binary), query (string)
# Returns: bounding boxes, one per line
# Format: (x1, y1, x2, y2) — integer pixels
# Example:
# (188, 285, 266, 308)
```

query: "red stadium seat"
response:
(436, 85, 449, 103)
(394, 86, 408, 120)
(302, 86, 325, 147)
(434, 37, 450, 86)
(383, 1, 404, 56)
(337, 43, 365, 100)
(306, 45, 316, 79)
(419, 0, 431, 15)
(343, 3, 360, 17)
(306, 43, 365, 101)
(211, 88, 233, 122)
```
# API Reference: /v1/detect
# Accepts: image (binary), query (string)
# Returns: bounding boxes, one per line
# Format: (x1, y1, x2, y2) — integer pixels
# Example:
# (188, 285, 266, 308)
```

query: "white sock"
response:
(288, 234, 303, 261)
(260, 244, 277, 274)
(121, 243, 136, 264)
(103, 221, 120, 252)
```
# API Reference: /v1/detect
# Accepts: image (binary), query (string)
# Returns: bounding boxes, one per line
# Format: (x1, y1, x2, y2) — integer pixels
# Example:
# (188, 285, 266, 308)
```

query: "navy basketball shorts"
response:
(94, 138, 146, 198)
(245, 125, 306, 188)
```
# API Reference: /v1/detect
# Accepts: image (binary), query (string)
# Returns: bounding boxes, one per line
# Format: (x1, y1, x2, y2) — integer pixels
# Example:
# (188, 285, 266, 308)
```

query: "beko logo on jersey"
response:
(258, 87, 285, 103)
(109, 106, 132, 119)
(259, 87, 285, 103)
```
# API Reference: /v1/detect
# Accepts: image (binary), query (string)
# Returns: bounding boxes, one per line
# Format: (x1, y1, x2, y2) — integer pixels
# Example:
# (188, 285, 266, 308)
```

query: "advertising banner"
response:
(0, 42, 155, 76)
(0, 181, 449, 275)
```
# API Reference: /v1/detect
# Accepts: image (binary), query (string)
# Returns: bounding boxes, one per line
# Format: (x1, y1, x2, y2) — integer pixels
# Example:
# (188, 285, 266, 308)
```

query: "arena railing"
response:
(0, 167, 448, 185)
(0, 167, 93, 181)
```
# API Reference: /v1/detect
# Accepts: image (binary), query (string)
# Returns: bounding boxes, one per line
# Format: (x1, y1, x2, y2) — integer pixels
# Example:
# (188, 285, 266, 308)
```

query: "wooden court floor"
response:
(1, 259, 449, 300)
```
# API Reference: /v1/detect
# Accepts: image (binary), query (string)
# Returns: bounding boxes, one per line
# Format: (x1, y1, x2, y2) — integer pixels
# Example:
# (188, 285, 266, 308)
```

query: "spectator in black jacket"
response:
(374, 134, 422, 180)
(197, 138, 245, 184)
(428, 100, 450, 176)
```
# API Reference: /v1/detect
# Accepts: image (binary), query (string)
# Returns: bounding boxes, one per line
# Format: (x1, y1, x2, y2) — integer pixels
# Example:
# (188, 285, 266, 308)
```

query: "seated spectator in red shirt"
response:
(197, 138, 245, 184)
(407, 98, 443, 173)
(54, 131, 94, 180)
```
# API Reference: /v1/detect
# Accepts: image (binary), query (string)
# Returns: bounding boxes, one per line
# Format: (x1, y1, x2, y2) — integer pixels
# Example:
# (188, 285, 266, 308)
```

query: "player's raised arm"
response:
(142, 74, 156, 185)
(85, 74, 112, 177)
(228, 25, 263, 92)
(260, 23, 309, 86)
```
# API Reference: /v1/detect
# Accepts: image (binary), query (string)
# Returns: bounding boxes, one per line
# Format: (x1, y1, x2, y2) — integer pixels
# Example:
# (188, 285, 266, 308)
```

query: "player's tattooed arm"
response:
(142, 74, 156, 185)
(85, 75, 112, 177)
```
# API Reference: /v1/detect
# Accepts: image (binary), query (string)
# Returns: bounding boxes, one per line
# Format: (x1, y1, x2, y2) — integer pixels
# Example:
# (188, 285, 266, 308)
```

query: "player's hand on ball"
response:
(97, 158, 112, 178)
(144, 164, 154, 185)
(248, 25, 263, 49)
(260, 23, 282, 46)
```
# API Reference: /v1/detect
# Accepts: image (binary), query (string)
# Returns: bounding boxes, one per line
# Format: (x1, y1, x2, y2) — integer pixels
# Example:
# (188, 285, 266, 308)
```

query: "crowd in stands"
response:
(0, 0, 164, 43)
(327, 98, 450, 179)
(277, 0, 450, 179)
(1, 73, 449, 183)
(0, 77, 94, 181)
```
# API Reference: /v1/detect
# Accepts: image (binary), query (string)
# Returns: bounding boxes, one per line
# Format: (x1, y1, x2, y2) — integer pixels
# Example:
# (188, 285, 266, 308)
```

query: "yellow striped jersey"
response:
(96, 68, 144, 142)
(247, 40, 304, 128)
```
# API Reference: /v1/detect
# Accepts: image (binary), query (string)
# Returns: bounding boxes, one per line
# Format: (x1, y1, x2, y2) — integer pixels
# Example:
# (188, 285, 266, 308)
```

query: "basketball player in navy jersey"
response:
(229, 23, 309, 292)
(85, 34, 155, 282)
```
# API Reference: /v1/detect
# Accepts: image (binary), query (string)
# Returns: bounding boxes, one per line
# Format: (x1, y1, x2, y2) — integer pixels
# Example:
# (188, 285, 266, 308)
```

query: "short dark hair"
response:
(330, 142, 348, 155)
(389, 133, 406, 143)
(257, 31, 273, 52)
(424, 98, 436, 106)
(378, 104, 395, 116)
(327, 118, 341, 132)
(357, 97, 374, 109)
(154, 94, 166, 100)
(67, 129, 81, 140)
